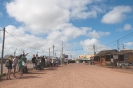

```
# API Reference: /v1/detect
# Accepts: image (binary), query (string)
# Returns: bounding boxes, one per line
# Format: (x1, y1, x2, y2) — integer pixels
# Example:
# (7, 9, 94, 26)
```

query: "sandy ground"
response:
(0, 63, 133, 88)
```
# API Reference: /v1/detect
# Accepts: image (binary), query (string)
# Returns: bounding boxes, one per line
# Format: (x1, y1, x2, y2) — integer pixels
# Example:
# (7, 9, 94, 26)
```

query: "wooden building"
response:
(113, 50, 133, 63)
(94, 49, 119, 65)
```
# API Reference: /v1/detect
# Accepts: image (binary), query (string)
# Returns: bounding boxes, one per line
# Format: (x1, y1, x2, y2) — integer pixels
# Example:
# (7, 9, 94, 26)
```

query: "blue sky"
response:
(0, 0, 133, 59)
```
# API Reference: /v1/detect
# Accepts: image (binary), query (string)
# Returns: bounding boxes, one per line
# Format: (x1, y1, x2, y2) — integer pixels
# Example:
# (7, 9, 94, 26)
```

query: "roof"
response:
(113, 50, 133, 55)
(95, 49, 119, 56)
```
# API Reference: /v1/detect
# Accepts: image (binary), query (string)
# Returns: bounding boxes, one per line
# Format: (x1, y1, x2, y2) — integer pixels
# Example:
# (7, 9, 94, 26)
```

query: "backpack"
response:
(5, 60, 10, 67)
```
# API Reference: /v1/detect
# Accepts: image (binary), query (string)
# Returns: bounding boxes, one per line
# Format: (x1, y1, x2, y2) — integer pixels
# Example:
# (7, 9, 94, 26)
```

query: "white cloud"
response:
(1, 24, 110, 58)
(61, 24, 89, 39)
(4, 0, 108, 57)
(1, 24, 91, 58)
(80, 38, 110, 54)
(116, 23, 133, 31)
(71, 5, 103, 19)
(124, 42, 133, 46)
(0, 25, 56, 57)
(101, 6, 132, 24)
(80, 38, 99, 46)
(6, 0, 70, 33)
(124, 24, 132, 30)
(6, 0, 103, 34)
(88, 30, 110, 39)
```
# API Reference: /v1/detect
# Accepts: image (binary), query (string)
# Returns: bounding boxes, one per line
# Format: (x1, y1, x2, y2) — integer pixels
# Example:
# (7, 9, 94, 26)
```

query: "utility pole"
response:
(62, 42, 63, 55)
(117, 40, 119, 51)
(53, 44, 55, 58)
(61, 42, 63, 64)
(93, 45, 96, 55)
(49, 48, 50, 59)
(1, 28, 5, 74)
(122, 44, 125, 50)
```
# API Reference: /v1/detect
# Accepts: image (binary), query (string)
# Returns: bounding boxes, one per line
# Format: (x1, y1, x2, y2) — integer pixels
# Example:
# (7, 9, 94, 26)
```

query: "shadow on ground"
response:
(22, 76, 42, 79)
(45, 67, 58, 71)
(27, 72, 46, 74)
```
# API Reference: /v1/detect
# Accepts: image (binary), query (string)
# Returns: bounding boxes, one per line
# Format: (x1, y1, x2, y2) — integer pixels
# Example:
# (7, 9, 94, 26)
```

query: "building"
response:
(113, 50, 133, 63)
(94, 49, 119, 65)
(77, 54, 94, 63)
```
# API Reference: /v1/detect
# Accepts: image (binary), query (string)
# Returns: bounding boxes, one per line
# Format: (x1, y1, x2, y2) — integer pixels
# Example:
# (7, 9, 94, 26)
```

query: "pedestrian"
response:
(55, 59, 58, 67)
(18, 55, 24, 78)
(36, 56, 43, 70)
(32, 54, 36, 69)
(5, 55, 13, 80)
(12, 56, 18, 78)
(64, 59, 67, 65)
(35, 54, 38, 69)
(21, 53, 28, 73)
(41, 56, 45, 68)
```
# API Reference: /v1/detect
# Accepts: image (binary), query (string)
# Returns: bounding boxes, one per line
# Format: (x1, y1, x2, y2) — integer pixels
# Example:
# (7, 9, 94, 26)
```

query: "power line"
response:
(5, 30, 38, 50)
(104, 31, 133, 46)
(119, 34, 133, 43)
(118, 31, 133, 41)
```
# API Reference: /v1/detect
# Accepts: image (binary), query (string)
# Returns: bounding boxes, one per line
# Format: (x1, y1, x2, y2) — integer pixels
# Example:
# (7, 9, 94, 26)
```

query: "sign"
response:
(78, 55, 84, 58)
(124, 54, 129, 63)
(113, 55, 118, 59)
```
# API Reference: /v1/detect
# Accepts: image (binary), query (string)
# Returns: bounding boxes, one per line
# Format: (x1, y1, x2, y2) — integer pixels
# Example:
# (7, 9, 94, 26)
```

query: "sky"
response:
(0, 0, 133, 59)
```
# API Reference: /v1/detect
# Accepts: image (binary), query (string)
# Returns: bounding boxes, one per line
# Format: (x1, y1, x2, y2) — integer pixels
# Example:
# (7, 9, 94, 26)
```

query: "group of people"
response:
(5, 54, 68, 80)
(5, 54, 27, 80)
(32, 54, 46, 70)
(32, 54, 61, 69)
(49, 59, 59, 67)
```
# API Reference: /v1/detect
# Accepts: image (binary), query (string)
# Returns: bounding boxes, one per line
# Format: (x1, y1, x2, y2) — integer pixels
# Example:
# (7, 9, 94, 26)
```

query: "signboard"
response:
(124, 54, 129, 63)
(78, 55, 84, 58)
(113, 55, 118, 59)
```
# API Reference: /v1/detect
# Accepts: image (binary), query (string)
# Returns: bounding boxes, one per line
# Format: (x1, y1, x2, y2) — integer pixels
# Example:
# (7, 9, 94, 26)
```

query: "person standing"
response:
(35, 54, 38, 69)
(12, 56, 18, 78)
(41, 56, 45, 68)
(32, 55, 36, 69)
(5, 55, 13, 80)
(21, 53, 28, 73)
(18, 55, 24, 78)
(64, 59, 67, 65)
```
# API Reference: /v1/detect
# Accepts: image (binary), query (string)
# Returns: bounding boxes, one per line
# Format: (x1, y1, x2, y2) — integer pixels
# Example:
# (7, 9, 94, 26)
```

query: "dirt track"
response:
(0, 63, 133, 88)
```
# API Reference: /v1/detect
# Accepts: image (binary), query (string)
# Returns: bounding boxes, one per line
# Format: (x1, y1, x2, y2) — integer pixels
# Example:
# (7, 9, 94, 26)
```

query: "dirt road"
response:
(0, 63, 133, 88)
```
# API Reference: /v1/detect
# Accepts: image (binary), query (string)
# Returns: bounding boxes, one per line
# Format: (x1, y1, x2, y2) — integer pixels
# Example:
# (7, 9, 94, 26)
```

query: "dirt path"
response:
(0, 64, 133, 88)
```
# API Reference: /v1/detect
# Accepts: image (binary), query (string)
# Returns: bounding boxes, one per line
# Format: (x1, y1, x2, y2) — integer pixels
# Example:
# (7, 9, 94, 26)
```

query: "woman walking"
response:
(5, 55, 13, 80)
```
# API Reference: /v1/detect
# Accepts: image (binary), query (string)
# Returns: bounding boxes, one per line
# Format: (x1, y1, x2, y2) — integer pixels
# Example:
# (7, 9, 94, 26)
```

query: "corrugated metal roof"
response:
(95, 49, 119, 56)
(113, 50, 133, 55)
